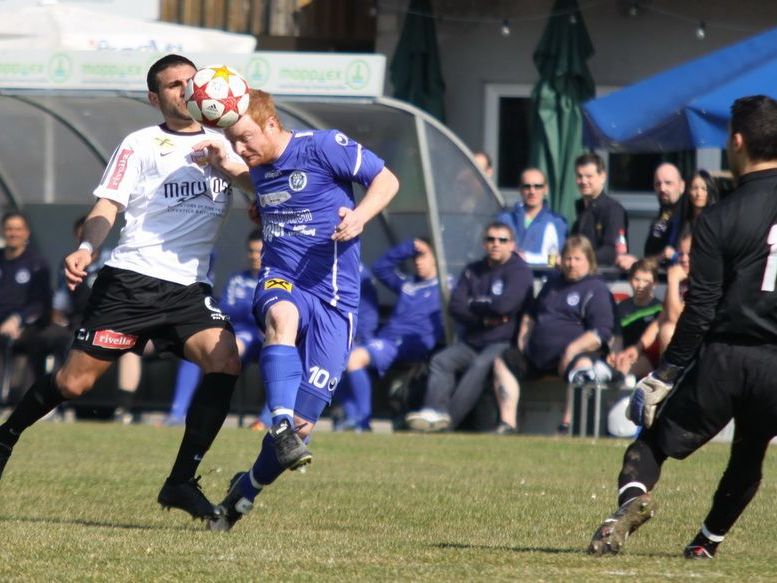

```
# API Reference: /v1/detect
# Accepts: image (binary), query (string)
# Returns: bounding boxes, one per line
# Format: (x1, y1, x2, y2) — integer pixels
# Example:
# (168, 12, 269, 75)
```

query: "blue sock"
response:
(261, 344, 302, 425)
(247, 432, 285, 489)
(348, 367, 372, 429)
(334, 376, 357, 423)
(257, 404, 272, 427)
(169, 360, 202, 421)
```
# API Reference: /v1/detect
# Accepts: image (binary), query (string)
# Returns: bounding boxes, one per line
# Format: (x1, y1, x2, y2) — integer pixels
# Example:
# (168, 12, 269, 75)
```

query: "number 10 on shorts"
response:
(308, 366, 331, 389)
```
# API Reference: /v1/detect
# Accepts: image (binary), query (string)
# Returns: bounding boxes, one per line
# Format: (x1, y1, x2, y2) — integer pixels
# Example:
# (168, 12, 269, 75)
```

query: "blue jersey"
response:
(220, 269, 260, 328)
(372, 240, 444, 351)
(249, 129, 385, 311)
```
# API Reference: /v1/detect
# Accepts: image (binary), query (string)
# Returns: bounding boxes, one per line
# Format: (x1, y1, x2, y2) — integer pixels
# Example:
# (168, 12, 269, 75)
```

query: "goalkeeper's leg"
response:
(588, 433, 667, 556)
(684, 429, 770, 559)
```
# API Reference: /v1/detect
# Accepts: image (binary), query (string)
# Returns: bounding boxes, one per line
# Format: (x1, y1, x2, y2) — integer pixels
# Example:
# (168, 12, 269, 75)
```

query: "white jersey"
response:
(95, 124, 240, 286)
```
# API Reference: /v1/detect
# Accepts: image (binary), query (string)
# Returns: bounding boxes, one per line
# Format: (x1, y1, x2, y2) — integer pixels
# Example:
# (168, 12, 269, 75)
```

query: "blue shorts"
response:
(365, 335, 431, 376)
(254, 269, 355, 410)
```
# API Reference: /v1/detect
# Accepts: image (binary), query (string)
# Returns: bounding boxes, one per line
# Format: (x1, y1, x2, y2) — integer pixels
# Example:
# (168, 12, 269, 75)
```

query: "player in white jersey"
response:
(0, 55, 246, 522)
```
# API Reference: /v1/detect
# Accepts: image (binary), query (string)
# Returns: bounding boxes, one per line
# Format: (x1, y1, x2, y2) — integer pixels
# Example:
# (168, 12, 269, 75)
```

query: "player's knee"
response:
(55, 369, 96, 399)
(264, 302, 299, 344)
(201, 351, 241, 375)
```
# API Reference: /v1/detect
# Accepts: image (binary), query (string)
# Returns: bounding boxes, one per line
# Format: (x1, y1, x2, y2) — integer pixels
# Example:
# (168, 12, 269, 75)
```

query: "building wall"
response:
(377, 0, 777, 153)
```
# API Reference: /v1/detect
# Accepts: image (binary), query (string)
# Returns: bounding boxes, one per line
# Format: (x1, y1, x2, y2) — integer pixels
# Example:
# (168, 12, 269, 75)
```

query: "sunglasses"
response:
(521, 183, 546, 190)
(484, 236, 511, 244)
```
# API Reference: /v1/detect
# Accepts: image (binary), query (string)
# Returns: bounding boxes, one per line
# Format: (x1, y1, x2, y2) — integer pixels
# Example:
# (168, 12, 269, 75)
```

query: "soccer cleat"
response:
(405, 408, 451, 432)
(270, 419, 312, 471)
(683, 531, 719, 559)
(207, 472, 255, 532)
(588, 493, 657, 556)
(0, 442, 12, 481)
(157, 476, 220, 520)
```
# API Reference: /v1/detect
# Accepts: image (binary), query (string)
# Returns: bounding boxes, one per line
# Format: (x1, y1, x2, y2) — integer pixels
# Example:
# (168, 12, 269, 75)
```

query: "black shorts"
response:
(654, 341, 777, 459)
(72, 266, 232, 360)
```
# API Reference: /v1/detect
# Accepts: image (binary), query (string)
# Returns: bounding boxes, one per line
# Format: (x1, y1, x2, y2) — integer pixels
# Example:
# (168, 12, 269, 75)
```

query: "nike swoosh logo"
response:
(160, 151, 175, 157)
(193, 454, 203, 461)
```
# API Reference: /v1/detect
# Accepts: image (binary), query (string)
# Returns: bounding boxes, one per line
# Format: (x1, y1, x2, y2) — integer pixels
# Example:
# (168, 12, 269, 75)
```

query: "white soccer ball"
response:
(185, 65, 250, 129)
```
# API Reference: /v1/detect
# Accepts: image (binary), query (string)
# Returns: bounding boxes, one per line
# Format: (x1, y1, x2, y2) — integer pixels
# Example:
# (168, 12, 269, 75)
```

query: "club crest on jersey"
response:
(567, 292, 581, 307)
(264, 278, 293, 292)
(155, 137, 175, 156)
(14, 268, 30, 284)
(288, 171, 307, 192)
(335, 133, 349, 146)
(491, 279, 504, 296)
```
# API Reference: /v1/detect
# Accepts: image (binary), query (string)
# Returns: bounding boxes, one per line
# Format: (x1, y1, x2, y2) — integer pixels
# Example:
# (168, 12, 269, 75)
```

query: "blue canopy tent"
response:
(582, 26, 777, 152)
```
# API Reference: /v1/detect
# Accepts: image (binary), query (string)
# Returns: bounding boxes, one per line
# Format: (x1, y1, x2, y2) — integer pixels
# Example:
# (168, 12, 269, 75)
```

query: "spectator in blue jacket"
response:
(336, 239, 443, 431)
(355, 263, 380, 345)
(492, 235, 615, 434)
(498, 167, 567, 266)
(405, 222, 534, 432)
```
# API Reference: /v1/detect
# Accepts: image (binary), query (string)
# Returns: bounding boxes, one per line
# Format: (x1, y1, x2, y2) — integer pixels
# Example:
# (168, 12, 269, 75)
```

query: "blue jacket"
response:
(498, 203, 567, 265)
(371, 240, 444, 351)
(357, 264, 380, 344)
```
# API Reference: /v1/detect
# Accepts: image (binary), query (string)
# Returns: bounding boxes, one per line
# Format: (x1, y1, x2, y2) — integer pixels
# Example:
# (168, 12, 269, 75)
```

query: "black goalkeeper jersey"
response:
(665, 167, 777, 367)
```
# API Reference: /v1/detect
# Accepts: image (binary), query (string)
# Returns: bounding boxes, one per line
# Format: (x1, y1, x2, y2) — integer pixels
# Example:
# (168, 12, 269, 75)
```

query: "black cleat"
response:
(157, 476, 219, 521)
(270, 419, 312, 471)
(683, 531, 719, 559)
(0, 442, 12, 481)
(588, 493, 656, 556)
(207, 472, 255, 532)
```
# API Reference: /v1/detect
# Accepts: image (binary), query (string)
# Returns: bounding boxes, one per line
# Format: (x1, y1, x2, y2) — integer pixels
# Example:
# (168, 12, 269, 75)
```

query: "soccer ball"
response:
(185, 65, 250, 129)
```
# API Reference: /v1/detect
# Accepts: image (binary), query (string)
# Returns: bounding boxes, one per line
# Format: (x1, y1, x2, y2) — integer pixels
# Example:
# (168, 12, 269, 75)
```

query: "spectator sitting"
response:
(329, 261, 380, 429)
(405, 222, 534, 432)
(666, 169, 719, 253)
(609, 259, 663, 381)
(658, 229, 692, 353)
(497, 167, 567, 266)
(0, 211, 51, 399)
(336, 239, 445, 431)
(163, 231, 270, 428)
(571, 153, 628, 268)
(473, 151, 494, 179)
(491, 235, 615, 434)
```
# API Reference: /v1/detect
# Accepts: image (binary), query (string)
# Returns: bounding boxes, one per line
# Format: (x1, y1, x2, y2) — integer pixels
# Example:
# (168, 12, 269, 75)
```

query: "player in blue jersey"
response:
(336, 238, 444, 431)
(196, 89, 399, 531)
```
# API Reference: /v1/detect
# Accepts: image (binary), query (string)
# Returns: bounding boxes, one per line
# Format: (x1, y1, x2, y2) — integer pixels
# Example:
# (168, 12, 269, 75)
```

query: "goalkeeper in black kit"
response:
(588, 95, 777, 559)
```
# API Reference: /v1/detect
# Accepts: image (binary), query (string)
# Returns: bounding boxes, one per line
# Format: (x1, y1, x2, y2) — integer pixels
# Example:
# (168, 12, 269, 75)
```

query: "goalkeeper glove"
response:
(627, 363, 683, 428)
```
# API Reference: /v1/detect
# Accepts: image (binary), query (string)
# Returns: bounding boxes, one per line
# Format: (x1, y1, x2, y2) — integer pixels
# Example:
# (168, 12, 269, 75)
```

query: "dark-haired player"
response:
(0, 54, 247, 521)
(589, 95, 777, 558)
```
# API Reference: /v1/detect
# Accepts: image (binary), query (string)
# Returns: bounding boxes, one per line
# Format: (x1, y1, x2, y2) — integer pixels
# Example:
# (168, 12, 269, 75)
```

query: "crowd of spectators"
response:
(0, 152, 719, 435)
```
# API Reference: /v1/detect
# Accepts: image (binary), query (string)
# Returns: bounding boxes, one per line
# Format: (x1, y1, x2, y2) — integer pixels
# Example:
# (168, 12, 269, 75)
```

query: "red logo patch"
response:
(92, 329, 138, 349)
(107, 149, 133, 190)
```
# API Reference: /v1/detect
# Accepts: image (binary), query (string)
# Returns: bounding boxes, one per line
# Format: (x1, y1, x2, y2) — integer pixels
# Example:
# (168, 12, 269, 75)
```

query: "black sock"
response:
(617, 435, 666, 506)
(0, 373, 66, 448)
(167, 372, 237, 483)
(116, 388, 135, 411)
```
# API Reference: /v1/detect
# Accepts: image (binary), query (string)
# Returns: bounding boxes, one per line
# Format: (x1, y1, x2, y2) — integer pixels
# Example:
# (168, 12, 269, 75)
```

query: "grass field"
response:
(1, 422, 775, 582)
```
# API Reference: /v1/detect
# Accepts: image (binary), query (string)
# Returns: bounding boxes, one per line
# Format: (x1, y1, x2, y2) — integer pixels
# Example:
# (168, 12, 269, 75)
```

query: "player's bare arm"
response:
(64, 198, 120, 290)
(333, 167, 399, 241)
(191, 139, 252, 192)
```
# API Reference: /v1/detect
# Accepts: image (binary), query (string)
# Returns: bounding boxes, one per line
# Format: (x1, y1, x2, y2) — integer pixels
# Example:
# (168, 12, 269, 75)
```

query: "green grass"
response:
(1, 423, 775, 582)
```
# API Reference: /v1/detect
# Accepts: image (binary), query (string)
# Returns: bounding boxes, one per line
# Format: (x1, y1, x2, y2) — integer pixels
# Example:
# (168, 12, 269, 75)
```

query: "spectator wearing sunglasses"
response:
(405, 222, 534, 432)
(497, 167, 567, 266)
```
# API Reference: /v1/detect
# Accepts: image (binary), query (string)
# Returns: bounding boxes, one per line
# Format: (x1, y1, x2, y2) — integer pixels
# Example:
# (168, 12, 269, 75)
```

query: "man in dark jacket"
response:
(571, 153, 628, 268)
(405, 222, 534, 432)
